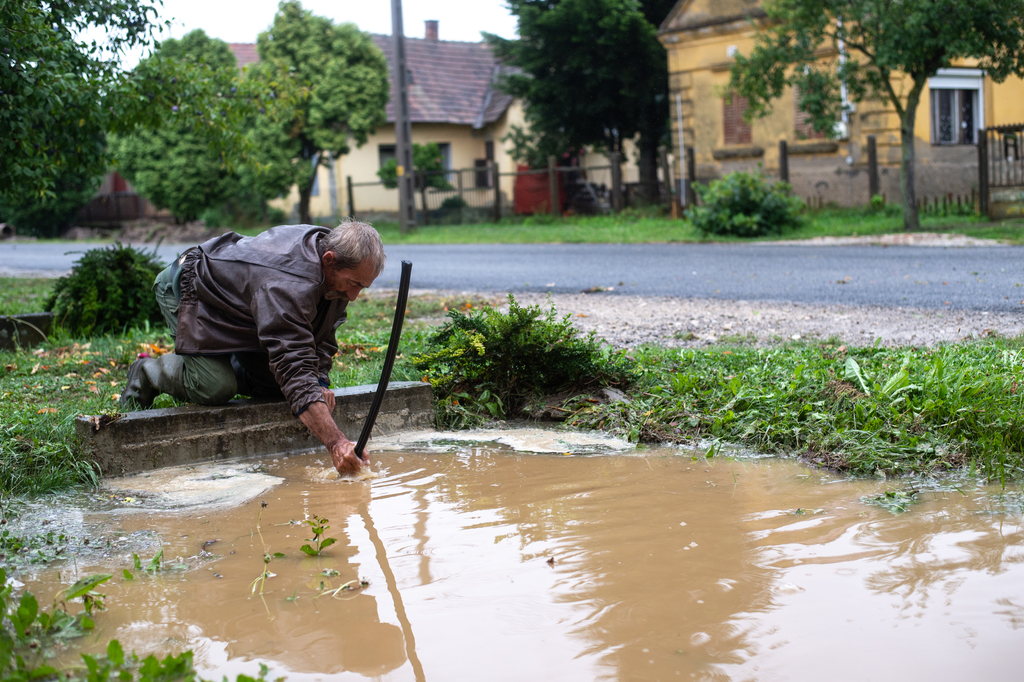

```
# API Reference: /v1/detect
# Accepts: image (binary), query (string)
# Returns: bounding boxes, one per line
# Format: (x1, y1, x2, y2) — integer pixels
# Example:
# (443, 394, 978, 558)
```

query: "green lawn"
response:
(236, 207, 1024, 245)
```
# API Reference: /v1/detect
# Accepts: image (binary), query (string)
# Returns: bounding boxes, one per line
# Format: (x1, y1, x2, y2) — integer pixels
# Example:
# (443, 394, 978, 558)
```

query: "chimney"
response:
(425, 20, 438, 41)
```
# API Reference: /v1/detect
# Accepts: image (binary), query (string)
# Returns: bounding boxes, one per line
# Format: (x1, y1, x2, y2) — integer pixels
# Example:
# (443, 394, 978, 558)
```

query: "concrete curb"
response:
(0, 313, 53, 351)
(75, 381, 434, 477)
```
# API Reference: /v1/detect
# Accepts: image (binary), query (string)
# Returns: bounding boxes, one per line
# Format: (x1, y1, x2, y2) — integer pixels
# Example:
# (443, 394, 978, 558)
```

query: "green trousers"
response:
(154, 263, 281, 405)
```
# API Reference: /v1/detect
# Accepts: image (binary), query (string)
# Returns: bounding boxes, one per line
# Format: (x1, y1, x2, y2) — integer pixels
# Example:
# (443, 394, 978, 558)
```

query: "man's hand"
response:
(298, 399, 368, 476)
(330, 437, 368, 476)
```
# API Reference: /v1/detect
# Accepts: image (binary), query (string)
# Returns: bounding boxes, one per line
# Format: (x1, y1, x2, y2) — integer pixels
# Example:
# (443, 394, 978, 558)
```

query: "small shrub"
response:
(45, 243, 165, 337)
(413, 295, 633, 426)
(690, 171, 804, 237)
(440, 195, 469, 210)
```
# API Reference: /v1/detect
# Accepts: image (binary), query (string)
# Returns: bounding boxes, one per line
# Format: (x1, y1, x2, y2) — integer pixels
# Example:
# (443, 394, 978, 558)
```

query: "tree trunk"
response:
(899, 81, 926, 232)
(298, 163, 318, 225)
(637, 133, 660, 204)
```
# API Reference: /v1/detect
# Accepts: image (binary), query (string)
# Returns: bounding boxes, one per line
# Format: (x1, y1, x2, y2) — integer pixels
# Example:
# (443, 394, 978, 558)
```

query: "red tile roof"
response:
(226, 37, 514, 128)
(227, 43, 260, 69)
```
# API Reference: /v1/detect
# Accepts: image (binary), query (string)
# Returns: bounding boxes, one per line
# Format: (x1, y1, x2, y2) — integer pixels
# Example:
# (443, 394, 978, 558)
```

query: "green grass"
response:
(0, 287, 487, 497)
(232, 206, 1024, 244)
(568, 337, 1024, 482)
(0, 278, 54, 316)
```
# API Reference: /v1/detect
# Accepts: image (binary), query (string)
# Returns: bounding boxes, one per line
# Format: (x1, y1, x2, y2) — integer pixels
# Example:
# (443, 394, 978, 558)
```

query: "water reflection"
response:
(11, 448, 1024, 681)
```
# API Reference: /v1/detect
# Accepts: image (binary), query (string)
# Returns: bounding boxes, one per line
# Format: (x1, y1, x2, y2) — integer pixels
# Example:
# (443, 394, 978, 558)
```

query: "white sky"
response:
(157, 0, 517, 44)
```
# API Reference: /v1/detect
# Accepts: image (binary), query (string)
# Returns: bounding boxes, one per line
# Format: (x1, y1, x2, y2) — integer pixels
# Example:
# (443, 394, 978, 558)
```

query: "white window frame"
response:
(928, 68, 985, 145)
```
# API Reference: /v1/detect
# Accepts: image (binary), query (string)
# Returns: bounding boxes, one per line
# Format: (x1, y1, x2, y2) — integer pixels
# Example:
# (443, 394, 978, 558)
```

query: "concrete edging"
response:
(0, 313, 53, 351)
(75, 381, 434, 477)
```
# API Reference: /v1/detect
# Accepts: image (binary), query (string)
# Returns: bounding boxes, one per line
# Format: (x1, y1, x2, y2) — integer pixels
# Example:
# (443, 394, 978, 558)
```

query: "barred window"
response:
(723, 93, 752, 145)
(793, 85, 826, 140)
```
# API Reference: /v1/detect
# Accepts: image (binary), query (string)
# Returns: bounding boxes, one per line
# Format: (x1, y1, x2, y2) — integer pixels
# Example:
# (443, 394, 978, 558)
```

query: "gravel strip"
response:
(513, 292, 1024, 349)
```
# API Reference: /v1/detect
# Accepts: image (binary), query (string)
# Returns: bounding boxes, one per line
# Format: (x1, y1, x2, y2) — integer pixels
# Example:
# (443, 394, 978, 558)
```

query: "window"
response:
(928, 69, 984, 145)
(436, 143, 451, 170)
(793, 85, 825, 140)
(378, 144, 396, 168)
(931, 89, 977, 145)
(723, 93, 752, 145)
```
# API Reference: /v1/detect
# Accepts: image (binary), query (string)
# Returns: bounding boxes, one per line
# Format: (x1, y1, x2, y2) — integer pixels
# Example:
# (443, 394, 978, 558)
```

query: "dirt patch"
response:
(65, 219, 230, 244)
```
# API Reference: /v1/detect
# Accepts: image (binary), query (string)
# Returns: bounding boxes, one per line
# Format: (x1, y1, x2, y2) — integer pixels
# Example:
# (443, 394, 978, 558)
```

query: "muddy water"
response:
(13, 441, 1024, 682)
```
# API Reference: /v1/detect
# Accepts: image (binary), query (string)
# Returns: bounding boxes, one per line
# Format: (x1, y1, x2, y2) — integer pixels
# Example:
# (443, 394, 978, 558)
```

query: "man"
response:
(120, 220, 386, 475)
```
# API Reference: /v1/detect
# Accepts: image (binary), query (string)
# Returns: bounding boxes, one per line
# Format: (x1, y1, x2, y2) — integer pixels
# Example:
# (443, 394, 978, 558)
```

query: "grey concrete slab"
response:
(76, 381, 434, 476)
(0, 313, 52, 350)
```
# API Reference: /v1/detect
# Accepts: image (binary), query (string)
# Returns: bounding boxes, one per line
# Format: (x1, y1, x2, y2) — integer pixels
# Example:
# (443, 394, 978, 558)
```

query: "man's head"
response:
(319, 219, 387, 302)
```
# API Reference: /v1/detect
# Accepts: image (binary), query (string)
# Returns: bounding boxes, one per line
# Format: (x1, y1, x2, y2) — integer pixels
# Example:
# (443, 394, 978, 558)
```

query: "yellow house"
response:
(657, 0, 1024, 207)
(232, 21, 650, 223)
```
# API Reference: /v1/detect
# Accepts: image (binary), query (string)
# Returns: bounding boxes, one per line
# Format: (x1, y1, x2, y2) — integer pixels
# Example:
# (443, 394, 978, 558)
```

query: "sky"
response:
(156, 0, 517, 44)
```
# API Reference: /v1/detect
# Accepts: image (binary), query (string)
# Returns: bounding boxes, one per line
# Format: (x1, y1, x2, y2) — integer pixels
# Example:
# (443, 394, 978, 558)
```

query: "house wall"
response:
(660, 12, 1022, 207)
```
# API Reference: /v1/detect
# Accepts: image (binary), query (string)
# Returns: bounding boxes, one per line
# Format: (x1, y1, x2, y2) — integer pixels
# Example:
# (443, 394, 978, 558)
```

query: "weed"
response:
(413, 295, 634, 427)
(299, 516, 336, 556)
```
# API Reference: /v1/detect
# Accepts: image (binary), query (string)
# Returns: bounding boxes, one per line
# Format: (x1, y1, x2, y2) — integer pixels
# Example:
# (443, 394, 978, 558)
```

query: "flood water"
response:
(10, 432, 1024, 682)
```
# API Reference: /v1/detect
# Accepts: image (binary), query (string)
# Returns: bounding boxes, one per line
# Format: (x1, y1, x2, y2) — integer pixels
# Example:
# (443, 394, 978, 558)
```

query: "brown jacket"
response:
(175, 225, 347, 414)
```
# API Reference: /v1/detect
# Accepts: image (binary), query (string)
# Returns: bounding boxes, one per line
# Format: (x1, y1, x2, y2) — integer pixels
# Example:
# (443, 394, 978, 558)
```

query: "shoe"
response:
(120, 358, 158, 410)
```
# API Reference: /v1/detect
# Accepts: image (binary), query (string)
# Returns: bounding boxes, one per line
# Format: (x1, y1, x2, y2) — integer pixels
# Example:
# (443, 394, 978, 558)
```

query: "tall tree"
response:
(726, 0, 1024, 231)
(254, 0, 390, 224)
(488, 0, 675, 202)
(1, 1, 275, 235)
(111, 31, 244, 222)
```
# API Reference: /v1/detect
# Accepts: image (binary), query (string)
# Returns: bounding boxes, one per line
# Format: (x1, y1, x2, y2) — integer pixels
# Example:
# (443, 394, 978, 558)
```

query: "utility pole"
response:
(391, 0, 416, 233)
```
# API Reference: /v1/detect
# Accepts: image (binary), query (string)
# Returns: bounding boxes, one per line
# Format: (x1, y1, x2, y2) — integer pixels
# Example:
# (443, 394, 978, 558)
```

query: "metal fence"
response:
(347, 160, 658, 225)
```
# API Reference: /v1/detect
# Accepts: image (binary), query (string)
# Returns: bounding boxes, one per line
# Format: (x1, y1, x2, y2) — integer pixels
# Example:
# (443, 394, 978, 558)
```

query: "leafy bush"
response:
(413, 295, 633, 426)
(45, 244, 165, 337)
(0, 165, 102, 238)
(690, 171, 804, 237)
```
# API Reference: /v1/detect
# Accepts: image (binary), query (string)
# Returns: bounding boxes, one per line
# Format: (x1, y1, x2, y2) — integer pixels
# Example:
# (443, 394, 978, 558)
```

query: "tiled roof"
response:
(369, 35, 514, 127)
(227, 43, 260, 69)
(226, 37, 514, 128)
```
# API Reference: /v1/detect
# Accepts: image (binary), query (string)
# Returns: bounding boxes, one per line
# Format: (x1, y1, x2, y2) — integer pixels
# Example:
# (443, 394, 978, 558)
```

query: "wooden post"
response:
(610, 151, 623, 213)
(659, 147, 673, 206)
(778, 140, 789, 183)
(978, 130, 989, 217)
(456, 169, 464, 224)
(548, 155, 559, 215)
(346, 175, 356, 220)
(686, 147, 697, 207)
(419, 171, 429, 226)
(492, 162, 501, 222)
(867, 135, 879, 199)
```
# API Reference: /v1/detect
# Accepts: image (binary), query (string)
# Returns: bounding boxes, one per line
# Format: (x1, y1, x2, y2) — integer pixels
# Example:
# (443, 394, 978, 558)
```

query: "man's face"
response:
(322, 253, 378, 302)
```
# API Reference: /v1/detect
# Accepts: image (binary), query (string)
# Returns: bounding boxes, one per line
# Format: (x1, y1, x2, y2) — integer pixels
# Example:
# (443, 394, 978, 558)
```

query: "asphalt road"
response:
(3, 241, 1024, 312)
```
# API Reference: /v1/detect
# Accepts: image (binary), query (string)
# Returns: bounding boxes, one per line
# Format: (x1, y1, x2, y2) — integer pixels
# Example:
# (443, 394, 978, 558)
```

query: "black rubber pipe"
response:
(355, 260, 412, 459)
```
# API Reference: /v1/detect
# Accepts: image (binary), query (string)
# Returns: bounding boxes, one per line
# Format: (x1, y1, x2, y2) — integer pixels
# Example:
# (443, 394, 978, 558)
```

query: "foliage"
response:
(488, 0, 675, 195)
(726, 0, 1024, 231)
(413, 295, 634, 426)
(572, 338, 1024, 481)
(45, 244, 165, 337)
(690, 172, 805, 237)
(254, 0, 390, 223)
(299, 515, 336, 556)
(111, 30, 298, 223)
(377, 143, 451, 190)
(502, 124, 563, 170)
(0, 165, 102, 239)
(0, 1, 281, 212)
(0, 568, 277, 682)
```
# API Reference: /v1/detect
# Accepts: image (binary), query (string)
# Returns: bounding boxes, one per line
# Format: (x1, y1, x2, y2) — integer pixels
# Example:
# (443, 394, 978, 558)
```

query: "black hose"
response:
(355, 260, 412, 458)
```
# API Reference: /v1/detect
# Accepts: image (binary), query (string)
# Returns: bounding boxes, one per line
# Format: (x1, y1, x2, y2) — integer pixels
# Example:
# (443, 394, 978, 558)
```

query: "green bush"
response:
(0, 165, 102, 239)
(413, 295, 633, 426)
(690, 171, 804, 237)
(45, 244, 165, 337)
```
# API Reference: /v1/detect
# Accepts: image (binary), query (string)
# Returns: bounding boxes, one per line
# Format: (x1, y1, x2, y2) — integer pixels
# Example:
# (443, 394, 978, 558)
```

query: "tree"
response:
(377, 143, 450, 190)
(488, 0, 676, 202)
(254, 0, 390, 224)
(111, 31, 250, 222)
(726, 0, 1024, 231)
(1, 1, 280, 235)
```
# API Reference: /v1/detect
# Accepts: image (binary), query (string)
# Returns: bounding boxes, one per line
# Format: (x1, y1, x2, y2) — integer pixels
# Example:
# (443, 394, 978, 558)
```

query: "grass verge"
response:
(4, 275, 1024, 497)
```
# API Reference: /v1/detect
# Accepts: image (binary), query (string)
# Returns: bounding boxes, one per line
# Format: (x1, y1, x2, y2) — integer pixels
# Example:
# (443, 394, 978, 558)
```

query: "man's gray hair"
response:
(319, 219, 387, 275)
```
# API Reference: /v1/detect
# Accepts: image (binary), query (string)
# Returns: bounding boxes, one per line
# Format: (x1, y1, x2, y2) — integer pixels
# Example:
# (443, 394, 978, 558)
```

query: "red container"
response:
(514, 165, 565, 215)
